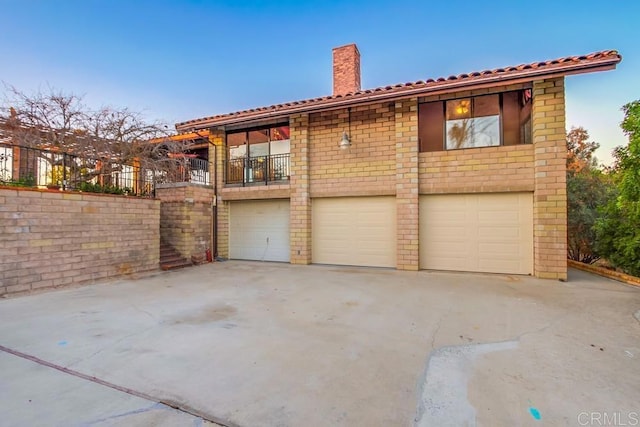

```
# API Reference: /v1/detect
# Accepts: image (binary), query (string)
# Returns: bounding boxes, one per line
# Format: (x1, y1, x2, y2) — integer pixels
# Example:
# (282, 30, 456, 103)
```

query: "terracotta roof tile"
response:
(176, 50, 621, 131)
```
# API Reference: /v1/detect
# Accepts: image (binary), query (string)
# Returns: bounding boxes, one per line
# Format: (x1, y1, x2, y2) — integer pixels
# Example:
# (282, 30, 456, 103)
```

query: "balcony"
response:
(225, 153, 290, 186)
(166, 157, 210, 186)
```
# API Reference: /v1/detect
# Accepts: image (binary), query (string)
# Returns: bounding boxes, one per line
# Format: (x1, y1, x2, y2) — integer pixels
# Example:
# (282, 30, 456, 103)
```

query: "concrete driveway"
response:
(0, 262, 639, 427)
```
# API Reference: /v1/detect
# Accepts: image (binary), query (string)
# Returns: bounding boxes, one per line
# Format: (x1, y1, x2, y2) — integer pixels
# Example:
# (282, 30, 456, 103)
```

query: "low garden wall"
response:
(0, 187, 160, 296)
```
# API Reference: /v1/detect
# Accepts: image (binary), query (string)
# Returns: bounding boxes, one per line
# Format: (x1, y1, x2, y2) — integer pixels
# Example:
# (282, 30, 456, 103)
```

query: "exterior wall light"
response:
(339, 131, 351, 149)
(339, 107, 352, 150)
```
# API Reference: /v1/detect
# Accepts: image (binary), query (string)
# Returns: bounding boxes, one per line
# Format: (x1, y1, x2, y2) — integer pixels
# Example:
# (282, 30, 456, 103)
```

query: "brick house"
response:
(176, 44, 620, 280)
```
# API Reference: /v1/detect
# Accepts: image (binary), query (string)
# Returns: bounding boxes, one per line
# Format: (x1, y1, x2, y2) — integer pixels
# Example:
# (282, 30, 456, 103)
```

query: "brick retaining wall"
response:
(0, 187, 160, 296)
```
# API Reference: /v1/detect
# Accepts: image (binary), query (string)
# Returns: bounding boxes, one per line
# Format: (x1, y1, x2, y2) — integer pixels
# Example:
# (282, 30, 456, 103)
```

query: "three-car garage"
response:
(228, 193, 534, 275)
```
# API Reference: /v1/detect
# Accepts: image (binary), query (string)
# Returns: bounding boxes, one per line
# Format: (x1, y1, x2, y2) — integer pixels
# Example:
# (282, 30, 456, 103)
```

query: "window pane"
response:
(502, 91, 520, 146)
(248, 129, 269, 145)
(445, 95, 500, 149)
(249, 142, 268, 157)
(446, 116, 500, 149)
(270, 126, 290, 141)
(419, 102, 444, 152)
(229, 144, 246, 159)
(227, 132, 245, 147)
(521, 116, 532, 145)
(270, 139, 290, 155)
(446, 99, 471, 120)
(474, 94, 499, 117)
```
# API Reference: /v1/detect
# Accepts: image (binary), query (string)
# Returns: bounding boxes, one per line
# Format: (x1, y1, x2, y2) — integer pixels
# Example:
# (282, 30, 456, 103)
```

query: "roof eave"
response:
(176, 57, 620, 132)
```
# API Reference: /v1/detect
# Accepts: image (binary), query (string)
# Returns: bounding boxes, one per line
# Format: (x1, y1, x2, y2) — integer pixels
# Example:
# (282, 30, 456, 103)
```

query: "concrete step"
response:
(159, 241, 193, 271)
(160, 259, 193, 271)
(160, 249, 179, 257)
(160, 255, 186, 264)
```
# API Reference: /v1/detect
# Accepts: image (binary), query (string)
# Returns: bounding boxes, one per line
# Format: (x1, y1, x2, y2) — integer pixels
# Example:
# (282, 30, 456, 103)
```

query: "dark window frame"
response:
(418, 89, 532, 152)
(225, 122, 291, 185)
(226, 122, 290, 160)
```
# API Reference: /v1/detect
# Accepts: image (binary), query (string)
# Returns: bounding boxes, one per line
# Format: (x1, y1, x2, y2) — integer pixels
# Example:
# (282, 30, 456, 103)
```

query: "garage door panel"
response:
(430, 257, 469, 270)
(229, 200, 290, 262)
(479, 242, 521, 255)
(431, 227, 466, 239)
(430, 211, 466, 221)
(420, 193, 533, 275)
(478, 212, 520, 223)
(312, 197, 396, 268)
(479, 260, 522, 272)
(477, 227, 522, 240)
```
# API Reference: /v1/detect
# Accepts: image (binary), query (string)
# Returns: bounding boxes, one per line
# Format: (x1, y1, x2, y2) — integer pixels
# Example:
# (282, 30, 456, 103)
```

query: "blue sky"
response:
(1, 0, 637, 164)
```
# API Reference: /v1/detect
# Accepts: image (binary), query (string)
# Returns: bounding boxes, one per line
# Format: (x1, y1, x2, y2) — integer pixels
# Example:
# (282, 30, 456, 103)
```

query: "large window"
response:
(419, 89, 532, 152)
(226, 124, 290, 184)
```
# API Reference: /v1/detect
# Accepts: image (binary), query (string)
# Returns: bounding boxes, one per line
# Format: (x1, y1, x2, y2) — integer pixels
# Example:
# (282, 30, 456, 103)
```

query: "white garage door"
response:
(420, 193, 533, 274)
(229, 200, 290, 262)
(312, 197, 396, 268)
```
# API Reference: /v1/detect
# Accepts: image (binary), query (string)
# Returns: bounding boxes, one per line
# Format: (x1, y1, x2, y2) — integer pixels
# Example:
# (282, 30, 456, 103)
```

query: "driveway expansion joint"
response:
(0, 344, 235, 427)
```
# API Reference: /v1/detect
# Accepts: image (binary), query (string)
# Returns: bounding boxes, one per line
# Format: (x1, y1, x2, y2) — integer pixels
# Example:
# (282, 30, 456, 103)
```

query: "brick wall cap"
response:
(156, 182, 214, 190)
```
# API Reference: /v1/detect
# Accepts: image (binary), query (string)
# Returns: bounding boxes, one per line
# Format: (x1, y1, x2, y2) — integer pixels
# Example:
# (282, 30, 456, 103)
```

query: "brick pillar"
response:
(395, 98, 420, 270)
(209, 131, 229, 259)
(290, 113, 312, 264)
(155, 183, 215, 260)
(532, 78, 567, 280)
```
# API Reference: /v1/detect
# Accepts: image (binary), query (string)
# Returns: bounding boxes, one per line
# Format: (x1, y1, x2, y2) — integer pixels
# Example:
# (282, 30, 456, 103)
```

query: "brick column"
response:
(209, 131, 229, 258)
(532, 78, 567, 280)
(290, 113, 312, 264)
(395, 99, 420, 270)
(156, 183, 215, 260)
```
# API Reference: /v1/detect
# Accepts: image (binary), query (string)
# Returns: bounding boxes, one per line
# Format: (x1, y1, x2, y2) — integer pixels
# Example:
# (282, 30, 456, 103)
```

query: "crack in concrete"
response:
(513, 312, 571, 342)
(430, 307, 452, 350)
(130, 304, 157, 320)
(0, 344, 235, 427)
(65, 325, 158, 369)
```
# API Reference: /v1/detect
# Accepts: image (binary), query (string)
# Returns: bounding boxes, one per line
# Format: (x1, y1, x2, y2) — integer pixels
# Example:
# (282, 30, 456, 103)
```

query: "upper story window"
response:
(225, 123, 290, 185)
(419, 89, 532, 152)
(227, 124, 290, 159)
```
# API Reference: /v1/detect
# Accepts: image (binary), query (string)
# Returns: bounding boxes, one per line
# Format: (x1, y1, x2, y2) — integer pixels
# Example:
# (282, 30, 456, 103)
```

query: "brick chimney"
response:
(333, 44, 361, 96)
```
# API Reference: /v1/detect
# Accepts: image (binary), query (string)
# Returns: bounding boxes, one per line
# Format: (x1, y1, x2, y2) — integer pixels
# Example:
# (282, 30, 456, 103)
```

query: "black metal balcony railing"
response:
(225, 153, 290, 186)
(0, 143, 155, 196)
(0, 143, 211, 196)
(169, 157, 210, 185)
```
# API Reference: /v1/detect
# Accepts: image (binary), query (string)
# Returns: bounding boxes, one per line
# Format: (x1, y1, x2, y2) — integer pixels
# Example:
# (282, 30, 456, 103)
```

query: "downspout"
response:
(212, 137, 218, 259)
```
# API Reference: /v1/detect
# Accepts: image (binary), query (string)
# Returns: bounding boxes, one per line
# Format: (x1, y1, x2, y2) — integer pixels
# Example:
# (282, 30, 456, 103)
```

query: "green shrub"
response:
(595, 100, 640, 276)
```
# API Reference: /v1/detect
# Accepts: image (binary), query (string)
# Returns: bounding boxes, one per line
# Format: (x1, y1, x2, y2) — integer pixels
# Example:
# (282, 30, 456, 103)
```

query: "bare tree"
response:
(0, 84, 190, 190)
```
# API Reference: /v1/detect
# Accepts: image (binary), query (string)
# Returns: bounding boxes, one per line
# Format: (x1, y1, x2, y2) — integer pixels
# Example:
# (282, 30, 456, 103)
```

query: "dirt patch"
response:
(171, 305, 237, 325)
(117, 263, 133, 275)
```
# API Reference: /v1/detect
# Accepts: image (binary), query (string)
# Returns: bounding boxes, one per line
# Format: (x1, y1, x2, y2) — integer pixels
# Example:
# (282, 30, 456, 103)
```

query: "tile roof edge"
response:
(176, 50, 621, 131)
